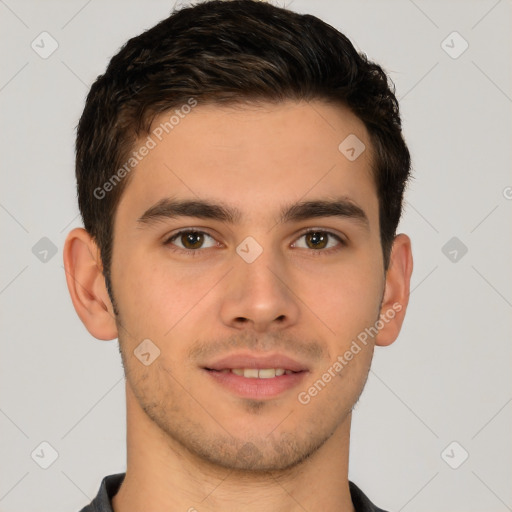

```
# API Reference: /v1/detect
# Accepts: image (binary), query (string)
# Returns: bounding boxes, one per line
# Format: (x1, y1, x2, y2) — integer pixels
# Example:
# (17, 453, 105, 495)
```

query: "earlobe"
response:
(63, 227, 118, 341)
(375, 234, 413, 347)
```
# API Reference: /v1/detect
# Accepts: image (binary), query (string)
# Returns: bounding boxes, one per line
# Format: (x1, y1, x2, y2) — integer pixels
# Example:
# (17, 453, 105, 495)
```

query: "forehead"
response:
(116, 100, 378, 227)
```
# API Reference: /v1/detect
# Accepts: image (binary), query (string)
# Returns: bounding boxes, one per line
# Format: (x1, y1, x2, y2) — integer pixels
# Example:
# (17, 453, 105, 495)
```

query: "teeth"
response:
(259, 368, 277, 379)
(230, 368, 289, 378)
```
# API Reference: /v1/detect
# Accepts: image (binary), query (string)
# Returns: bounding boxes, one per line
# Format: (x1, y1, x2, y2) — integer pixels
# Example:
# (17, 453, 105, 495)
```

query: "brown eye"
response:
(293, 230, 344, 252)
(180, 231, 204, 249)
(166, 230, 217, 251)
(304, 231, 329, 249)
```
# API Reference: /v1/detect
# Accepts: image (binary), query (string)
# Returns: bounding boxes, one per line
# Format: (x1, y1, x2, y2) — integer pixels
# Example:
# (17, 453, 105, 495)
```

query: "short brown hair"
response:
(75, 0, 411, 304)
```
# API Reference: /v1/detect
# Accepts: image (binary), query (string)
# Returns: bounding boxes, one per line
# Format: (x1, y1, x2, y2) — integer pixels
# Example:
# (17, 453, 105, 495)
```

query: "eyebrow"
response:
(136, 196, 369, 229)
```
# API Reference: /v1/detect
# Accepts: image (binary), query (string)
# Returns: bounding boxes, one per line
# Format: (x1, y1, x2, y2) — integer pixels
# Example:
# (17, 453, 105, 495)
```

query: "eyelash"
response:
(163, 228, 346, 257)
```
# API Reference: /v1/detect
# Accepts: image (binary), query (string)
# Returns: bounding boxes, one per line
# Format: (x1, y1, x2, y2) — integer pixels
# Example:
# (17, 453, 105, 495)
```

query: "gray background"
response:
(1, 0, 511, 511)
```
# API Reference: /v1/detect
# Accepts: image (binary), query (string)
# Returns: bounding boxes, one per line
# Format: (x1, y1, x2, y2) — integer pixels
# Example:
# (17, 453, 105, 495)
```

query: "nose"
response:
(219, 246, 300, 333)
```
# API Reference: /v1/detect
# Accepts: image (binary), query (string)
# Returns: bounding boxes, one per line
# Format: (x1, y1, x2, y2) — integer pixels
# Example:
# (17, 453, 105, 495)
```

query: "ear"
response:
(63, 227, 118, 340)
(375, 234, 413, 347)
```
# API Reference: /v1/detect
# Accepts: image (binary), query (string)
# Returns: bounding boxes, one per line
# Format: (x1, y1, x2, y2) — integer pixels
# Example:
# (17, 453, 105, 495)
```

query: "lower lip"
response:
(203, 369, 308, 399)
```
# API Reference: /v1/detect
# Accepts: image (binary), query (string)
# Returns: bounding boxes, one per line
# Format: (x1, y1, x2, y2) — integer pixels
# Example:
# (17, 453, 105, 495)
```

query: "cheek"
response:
(298, 260, 383, 347)
(112, 250, 219, 339)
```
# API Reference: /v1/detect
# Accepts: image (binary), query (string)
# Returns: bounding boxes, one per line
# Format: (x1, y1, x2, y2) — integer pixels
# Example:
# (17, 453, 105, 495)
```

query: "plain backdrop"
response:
(0, 1, 511, 511)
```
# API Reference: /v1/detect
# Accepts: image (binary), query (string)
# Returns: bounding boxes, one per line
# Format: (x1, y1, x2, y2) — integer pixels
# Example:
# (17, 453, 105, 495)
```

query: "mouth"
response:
(201, 353, 309, 399)
(204, 367, 301, 378)
(203, 352, 309, 373)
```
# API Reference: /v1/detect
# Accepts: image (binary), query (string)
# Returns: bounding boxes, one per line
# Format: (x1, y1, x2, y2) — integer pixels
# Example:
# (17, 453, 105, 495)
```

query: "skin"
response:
(64, 100, 413, 512)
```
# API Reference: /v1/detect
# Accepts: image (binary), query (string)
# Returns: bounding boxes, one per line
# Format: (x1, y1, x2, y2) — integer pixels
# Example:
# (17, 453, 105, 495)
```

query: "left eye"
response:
(164, 229, 344, 253)
(292, 230, 343, 251)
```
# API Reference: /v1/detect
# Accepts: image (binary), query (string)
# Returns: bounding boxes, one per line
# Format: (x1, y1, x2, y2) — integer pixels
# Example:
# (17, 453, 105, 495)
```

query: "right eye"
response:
(164, 230, 219, 254)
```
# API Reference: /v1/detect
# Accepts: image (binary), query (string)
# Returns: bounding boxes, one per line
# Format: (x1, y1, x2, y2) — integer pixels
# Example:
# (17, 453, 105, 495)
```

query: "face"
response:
(110, 100, 386, 472)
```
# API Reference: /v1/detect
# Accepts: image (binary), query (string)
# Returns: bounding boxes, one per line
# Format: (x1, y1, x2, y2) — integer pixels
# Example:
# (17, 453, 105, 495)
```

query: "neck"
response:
(112, 381, 355, 512)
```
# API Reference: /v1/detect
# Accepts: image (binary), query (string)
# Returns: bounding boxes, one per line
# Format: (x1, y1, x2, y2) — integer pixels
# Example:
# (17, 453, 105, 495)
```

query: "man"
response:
(63, 1, 413, 510)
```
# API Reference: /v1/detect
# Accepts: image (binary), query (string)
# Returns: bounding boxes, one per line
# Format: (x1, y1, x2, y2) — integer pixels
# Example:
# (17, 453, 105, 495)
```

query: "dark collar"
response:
(81, 473, 389, 512)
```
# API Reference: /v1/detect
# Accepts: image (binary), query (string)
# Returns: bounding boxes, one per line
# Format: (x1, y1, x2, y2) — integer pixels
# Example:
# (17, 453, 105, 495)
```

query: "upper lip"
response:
(203, 352, 309, 372)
